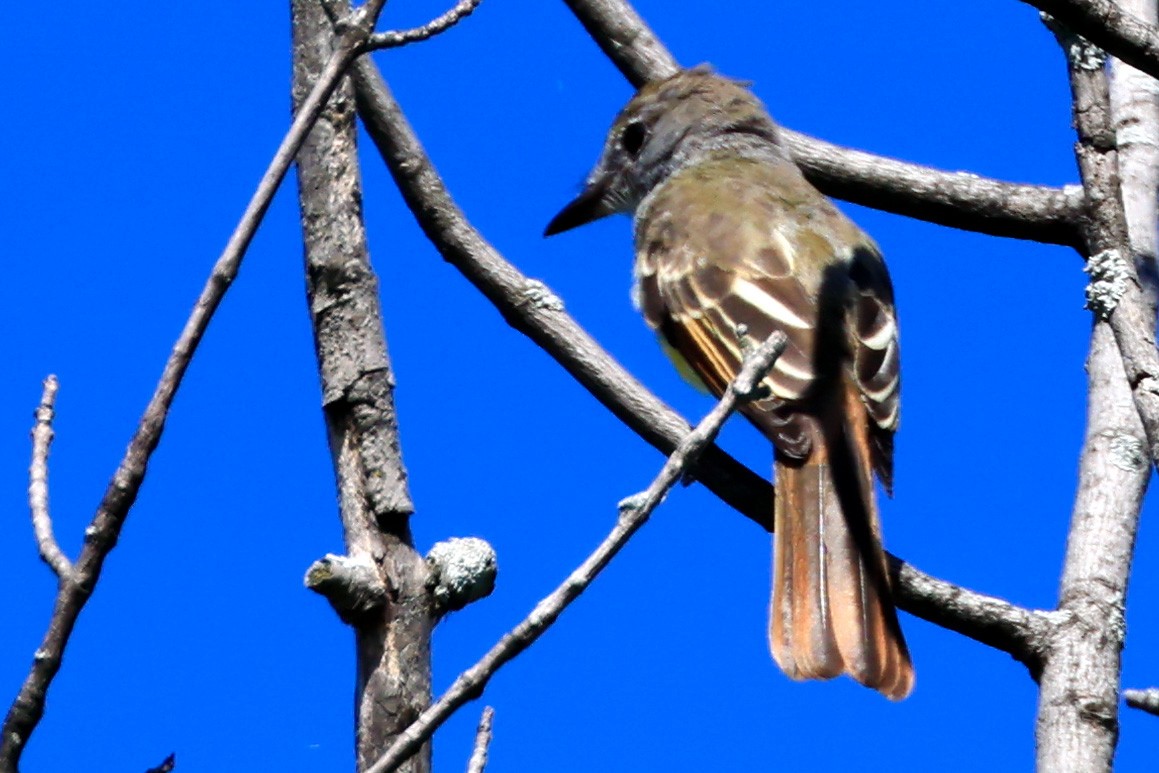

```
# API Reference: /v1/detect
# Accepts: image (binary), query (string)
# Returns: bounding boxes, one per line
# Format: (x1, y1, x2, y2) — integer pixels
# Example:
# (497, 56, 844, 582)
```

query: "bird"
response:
(544, 65, 913, 699)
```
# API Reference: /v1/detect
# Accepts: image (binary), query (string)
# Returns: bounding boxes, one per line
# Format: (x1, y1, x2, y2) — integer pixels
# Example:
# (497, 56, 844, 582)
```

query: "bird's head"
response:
(544, 65, 785, 236)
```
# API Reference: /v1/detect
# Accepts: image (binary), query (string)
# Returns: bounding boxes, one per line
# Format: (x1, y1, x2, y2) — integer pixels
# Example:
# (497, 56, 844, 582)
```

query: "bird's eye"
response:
(620, 122, 647, 156)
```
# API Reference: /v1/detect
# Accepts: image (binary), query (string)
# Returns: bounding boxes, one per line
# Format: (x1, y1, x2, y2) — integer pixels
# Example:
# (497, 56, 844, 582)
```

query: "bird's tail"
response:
(768, 382, 913, 700)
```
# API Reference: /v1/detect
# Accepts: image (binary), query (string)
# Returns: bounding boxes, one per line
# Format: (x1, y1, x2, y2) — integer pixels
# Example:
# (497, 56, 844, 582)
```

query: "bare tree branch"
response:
(559, 0, 1085, 247)
(28, 376, 70, 580)
(1027, 0, 1159, 81)
(292, 2, 431, 770)
(1035, 327, 1146, 770)
(367, 0, 483, 51)
(890, 559, 1054, 674)
(1047, 17, 1159, 470)
(465, 707, 494, 773)
(350, 57, 1047, 662)
(1035, 17, 1153, 770)
(1124, 687, 1159, 715)
(780, 131, 1084, 247)
(0, 2, 392, 768)
(561, 0, 679, 84)
(364, 333, 788, 773)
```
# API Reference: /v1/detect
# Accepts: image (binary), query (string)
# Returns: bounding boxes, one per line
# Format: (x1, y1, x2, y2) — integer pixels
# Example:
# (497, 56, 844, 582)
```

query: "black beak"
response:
(543, 177, 613, 237)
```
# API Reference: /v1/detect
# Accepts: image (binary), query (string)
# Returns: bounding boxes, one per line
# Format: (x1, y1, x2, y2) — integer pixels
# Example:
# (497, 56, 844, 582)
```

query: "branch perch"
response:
(890, 559, 1054, 674)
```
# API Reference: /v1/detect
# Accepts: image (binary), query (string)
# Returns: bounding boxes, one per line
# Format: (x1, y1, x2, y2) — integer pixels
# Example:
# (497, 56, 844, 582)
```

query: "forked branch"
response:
(0, 2, 393, 768)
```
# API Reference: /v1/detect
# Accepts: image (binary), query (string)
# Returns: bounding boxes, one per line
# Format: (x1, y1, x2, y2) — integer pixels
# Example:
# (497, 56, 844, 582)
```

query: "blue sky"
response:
(2, 1, 1156, 770)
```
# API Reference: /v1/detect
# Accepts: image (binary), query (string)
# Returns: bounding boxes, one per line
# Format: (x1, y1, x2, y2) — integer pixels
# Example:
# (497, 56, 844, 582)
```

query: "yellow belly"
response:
(658, 334, 712, 394)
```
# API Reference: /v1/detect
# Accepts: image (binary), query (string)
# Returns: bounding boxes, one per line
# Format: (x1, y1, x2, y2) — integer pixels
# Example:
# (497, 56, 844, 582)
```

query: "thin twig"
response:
(559, 0, 1085, 247)
(465, 707, 494, 773)
(367, 0, 484, 50)
(364, 333, 787, 773)
(350, 57, 1048, 661)
(1025, 0, 1159, 82)
(28, 376, 70, 580)
(0, 3, 392, 768)
(1124, 688, 1159, 715)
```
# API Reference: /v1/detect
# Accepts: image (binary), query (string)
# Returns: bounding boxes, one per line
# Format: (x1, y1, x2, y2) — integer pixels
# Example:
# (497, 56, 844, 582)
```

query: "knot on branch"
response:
(1084, 249, 1130, 319)
(520, 280, 564, 312)
(304, 553, 388, 624)
(1041, 13, 1107, 70)
(1108, 432, 1147, 472)
(426, 537, 497, 617)
(617, 492, 648, 515)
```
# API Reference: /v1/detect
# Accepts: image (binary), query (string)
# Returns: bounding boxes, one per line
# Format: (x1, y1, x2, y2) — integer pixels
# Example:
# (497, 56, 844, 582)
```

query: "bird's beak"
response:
(544, 175, 615, 237)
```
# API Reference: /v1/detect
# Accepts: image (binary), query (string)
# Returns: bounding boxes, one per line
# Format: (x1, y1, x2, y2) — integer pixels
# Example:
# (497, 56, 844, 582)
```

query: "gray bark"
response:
(1035, 322, 1147, 770)
(1036, 4, 1156, 768)
(291, 3, 431, 771)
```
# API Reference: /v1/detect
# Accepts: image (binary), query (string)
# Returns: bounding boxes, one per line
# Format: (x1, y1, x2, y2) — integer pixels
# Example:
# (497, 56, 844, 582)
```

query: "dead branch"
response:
(367, 0, 484, 50)
(890, 559, 1055, 675)
(465, 707, 495, 773)
(1033, 16, 1153, 770)
(1046, 16, 1159, 469)
(28, 376, 70, 580)
(292, 1, 431, 769)
(0, 2, 392, 768)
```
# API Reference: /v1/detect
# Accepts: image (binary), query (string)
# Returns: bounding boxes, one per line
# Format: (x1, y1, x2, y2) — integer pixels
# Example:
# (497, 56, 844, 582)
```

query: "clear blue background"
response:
(2, 1, 1156, 770)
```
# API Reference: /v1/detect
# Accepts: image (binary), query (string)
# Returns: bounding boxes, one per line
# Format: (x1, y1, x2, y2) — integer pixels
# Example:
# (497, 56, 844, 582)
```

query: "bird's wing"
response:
(634, 158, 899, 480)
(845, 242, 901, 491)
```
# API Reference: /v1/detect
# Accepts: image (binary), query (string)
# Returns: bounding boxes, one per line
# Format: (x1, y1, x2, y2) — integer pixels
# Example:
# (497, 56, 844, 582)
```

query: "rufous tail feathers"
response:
(769, 382, 913, 700)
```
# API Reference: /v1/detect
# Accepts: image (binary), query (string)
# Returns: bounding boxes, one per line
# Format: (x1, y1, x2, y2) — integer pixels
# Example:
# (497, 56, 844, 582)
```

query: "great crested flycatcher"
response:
(545, 66, 913, 699)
